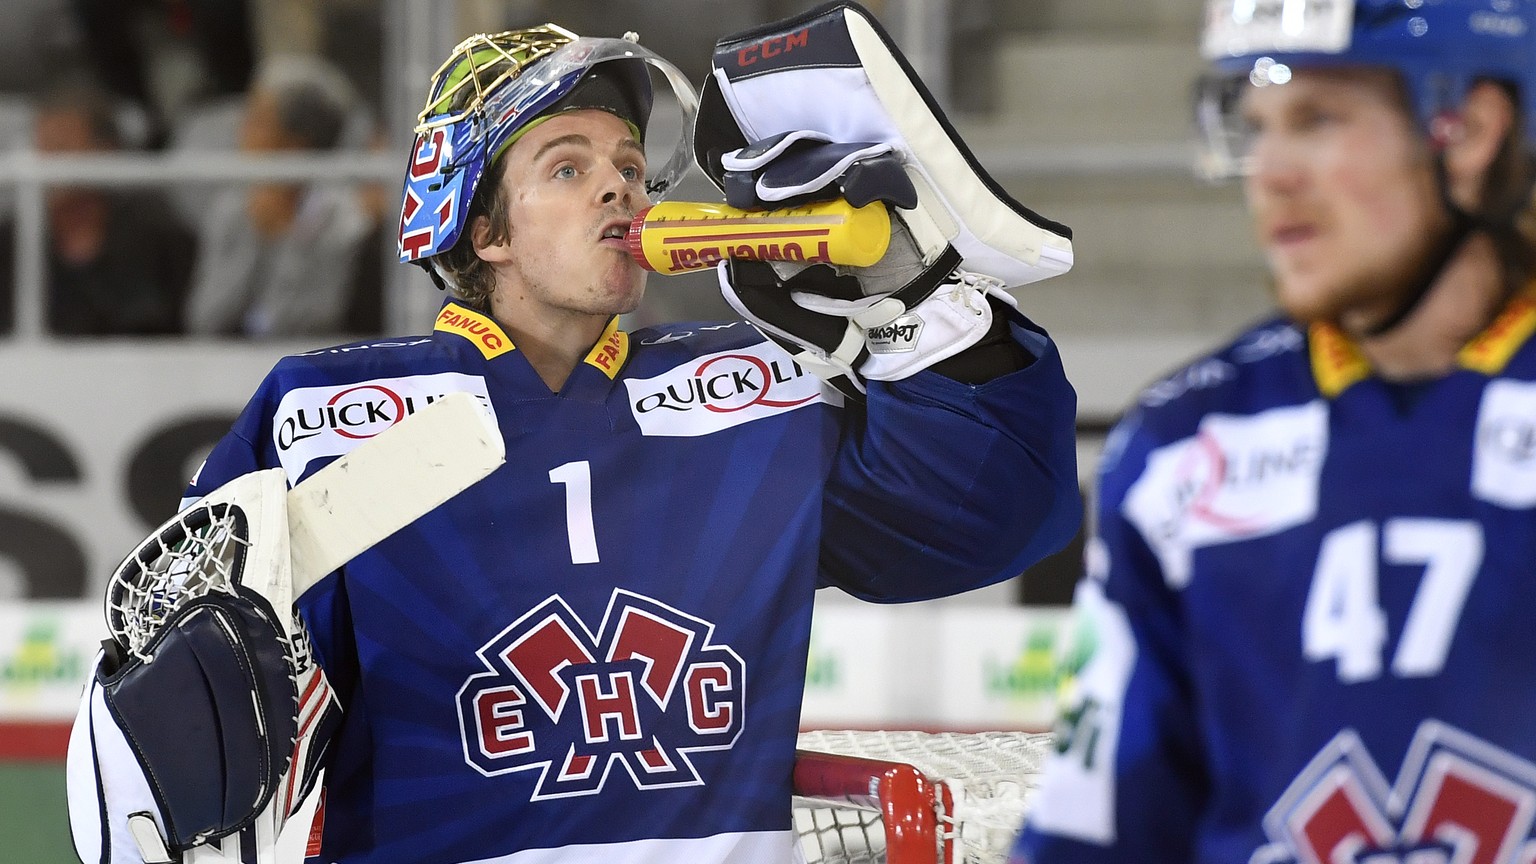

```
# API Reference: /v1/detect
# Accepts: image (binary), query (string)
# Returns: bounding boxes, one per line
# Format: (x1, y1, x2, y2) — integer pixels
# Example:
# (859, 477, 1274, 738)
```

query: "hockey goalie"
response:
(65, 2, 1082, 861)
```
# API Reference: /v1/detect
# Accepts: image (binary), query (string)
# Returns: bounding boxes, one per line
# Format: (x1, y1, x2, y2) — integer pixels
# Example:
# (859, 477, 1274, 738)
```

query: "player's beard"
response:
(594, 209, 647, 315)
(1274, 214, 1458, 336)
(491, 220, 645, 322)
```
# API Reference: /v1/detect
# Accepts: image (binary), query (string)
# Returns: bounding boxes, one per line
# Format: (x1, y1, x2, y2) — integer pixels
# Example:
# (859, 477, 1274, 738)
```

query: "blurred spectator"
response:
(251, 0, 383, 114)
(0, 0, 79, 95)
(69, 0, 256, 149)
(0, 79, 196, 336)
(184, 54, 376, 337)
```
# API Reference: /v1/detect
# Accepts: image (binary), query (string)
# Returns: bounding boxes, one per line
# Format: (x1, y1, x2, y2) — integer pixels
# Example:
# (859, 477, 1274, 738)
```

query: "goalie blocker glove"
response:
(694, 2, 1074, 294)
(719, 245, 1033, 400)
(693, 2, 1075, 398)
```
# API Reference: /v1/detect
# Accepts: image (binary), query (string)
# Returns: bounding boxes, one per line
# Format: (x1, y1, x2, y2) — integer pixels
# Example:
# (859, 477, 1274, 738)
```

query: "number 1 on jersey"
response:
(549, 461, 599, 564)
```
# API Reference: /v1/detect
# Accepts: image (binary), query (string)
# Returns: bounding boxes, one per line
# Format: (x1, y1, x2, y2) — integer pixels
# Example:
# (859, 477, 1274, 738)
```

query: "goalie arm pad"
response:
(67, 591, 338, 863)
(819, 322, 1082, 602)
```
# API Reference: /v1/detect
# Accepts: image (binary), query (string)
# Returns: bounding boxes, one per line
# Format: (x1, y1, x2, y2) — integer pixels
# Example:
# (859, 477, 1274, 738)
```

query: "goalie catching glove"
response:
(68, 470, 340, 864)
(68, 394, 504, 863)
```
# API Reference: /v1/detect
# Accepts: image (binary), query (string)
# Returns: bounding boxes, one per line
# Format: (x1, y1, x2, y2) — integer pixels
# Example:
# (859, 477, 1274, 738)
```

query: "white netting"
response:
(794, 730, 1056, 864)
(103, 491, 313, 680)
(106, 501, 252, 659)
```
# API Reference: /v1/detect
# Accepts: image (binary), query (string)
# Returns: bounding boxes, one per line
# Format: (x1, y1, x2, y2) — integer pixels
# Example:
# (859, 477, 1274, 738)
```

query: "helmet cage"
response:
(398, 29, 699, 264)
(417, 26, 581, 133)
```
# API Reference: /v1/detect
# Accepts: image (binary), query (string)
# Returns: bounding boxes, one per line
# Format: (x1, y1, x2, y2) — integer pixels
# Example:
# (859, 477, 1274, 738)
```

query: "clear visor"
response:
(1194, 64, 1278, 180)
(615, 41, 704, 199)
(1196, 0, 1355, 179)
(421, 34, 700, 200)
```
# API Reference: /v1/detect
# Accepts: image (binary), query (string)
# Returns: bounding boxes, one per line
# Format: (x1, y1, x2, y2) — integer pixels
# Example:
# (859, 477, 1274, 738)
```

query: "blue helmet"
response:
(398, 26, 698, 264)
(1196, 0, 1536, 177)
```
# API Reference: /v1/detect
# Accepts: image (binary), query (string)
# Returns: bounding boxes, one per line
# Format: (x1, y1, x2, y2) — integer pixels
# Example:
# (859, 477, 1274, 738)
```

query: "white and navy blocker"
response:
(695, 1, 1076, 400)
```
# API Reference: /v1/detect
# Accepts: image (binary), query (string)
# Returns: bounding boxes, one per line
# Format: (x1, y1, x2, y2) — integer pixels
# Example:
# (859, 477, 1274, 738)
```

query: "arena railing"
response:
(0, 140, 1191, 342)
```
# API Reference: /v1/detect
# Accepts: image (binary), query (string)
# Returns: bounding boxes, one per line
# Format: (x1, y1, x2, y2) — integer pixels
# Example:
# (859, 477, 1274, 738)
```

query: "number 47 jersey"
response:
(183, 301, 1081, 864)
(1016, 290, 1536, 864)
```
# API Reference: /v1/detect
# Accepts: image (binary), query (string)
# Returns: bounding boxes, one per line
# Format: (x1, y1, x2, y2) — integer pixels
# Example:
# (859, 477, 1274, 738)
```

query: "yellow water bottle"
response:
(625, 198, 891, 275)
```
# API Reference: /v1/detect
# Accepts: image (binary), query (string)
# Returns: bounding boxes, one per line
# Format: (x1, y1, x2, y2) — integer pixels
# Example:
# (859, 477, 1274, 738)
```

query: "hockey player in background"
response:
(1013, 1, 1536, 863)
(68, 9, 1083, 864)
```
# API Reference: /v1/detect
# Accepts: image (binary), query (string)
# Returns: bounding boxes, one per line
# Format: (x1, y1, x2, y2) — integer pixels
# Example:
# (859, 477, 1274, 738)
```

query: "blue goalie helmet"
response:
(1196, 0, 1536, 178)
(398, 25, 698, 264)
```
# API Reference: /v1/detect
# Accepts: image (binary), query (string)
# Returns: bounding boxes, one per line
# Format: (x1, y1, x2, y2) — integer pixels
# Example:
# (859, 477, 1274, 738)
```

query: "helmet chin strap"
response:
(1358, 155, 1477, 339)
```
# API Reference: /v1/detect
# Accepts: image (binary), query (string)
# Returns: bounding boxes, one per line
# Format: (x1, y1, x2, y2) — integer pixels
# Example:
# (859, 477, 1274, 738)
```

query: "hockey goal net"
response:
(793, 730, 1055, 864)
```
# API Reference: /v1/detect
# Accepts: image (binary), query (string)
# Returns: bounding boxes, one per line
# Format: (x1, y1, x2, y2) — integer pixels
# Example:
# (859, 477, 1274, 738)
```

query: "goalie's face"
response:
(1239, 68, 1449, 328)
(472, 109, 649, 333)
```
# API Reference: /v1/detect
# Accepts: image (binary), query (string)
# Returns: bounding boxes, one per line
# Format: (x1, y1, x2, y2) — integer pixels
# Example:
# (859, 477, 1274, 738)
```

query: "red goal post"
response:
(793, 730, 1055, 864)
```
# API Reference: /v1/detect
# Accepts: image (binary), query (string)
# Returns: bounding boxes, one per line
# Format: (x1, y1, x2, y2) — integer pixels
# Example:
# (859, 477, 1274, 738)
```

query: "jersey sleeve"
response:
(1012, 409, 1208, 864)
(817, 314, 1083, 601)
(180, 365, 285, 506)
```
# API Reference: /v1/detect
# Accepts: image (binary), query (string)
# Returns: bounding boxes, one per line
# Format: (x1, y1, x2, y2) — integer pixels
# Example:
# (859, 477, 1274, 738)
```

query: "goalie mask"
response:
(1196, 0, 1536, 179)
(398, 25, 699, 269)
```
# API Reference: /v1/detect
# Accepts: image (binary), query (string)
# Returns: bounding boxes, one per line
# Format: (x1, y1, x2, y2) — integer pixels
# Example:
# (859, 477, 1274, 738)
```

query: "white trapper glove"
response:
(68, 470, 341, 864)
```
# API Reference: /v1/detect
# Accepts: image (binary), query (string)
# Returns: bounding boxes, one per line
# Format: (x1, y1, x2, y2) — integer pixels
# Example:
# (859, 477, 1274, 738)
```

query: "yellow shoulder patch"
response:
(435, 303, 514, 359)
(583, 317, 629, 379)
(1459, 288, 1536, 376)
(1308, 322, 1371, 398)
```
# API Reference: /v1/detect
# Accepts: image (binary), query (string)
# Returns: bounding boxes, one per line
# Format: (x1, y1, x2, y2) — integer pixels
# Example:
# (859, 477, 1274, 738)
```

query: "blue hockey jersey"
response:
(185, 300, 1080, 863)
(1015, 289, 1536, 864)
